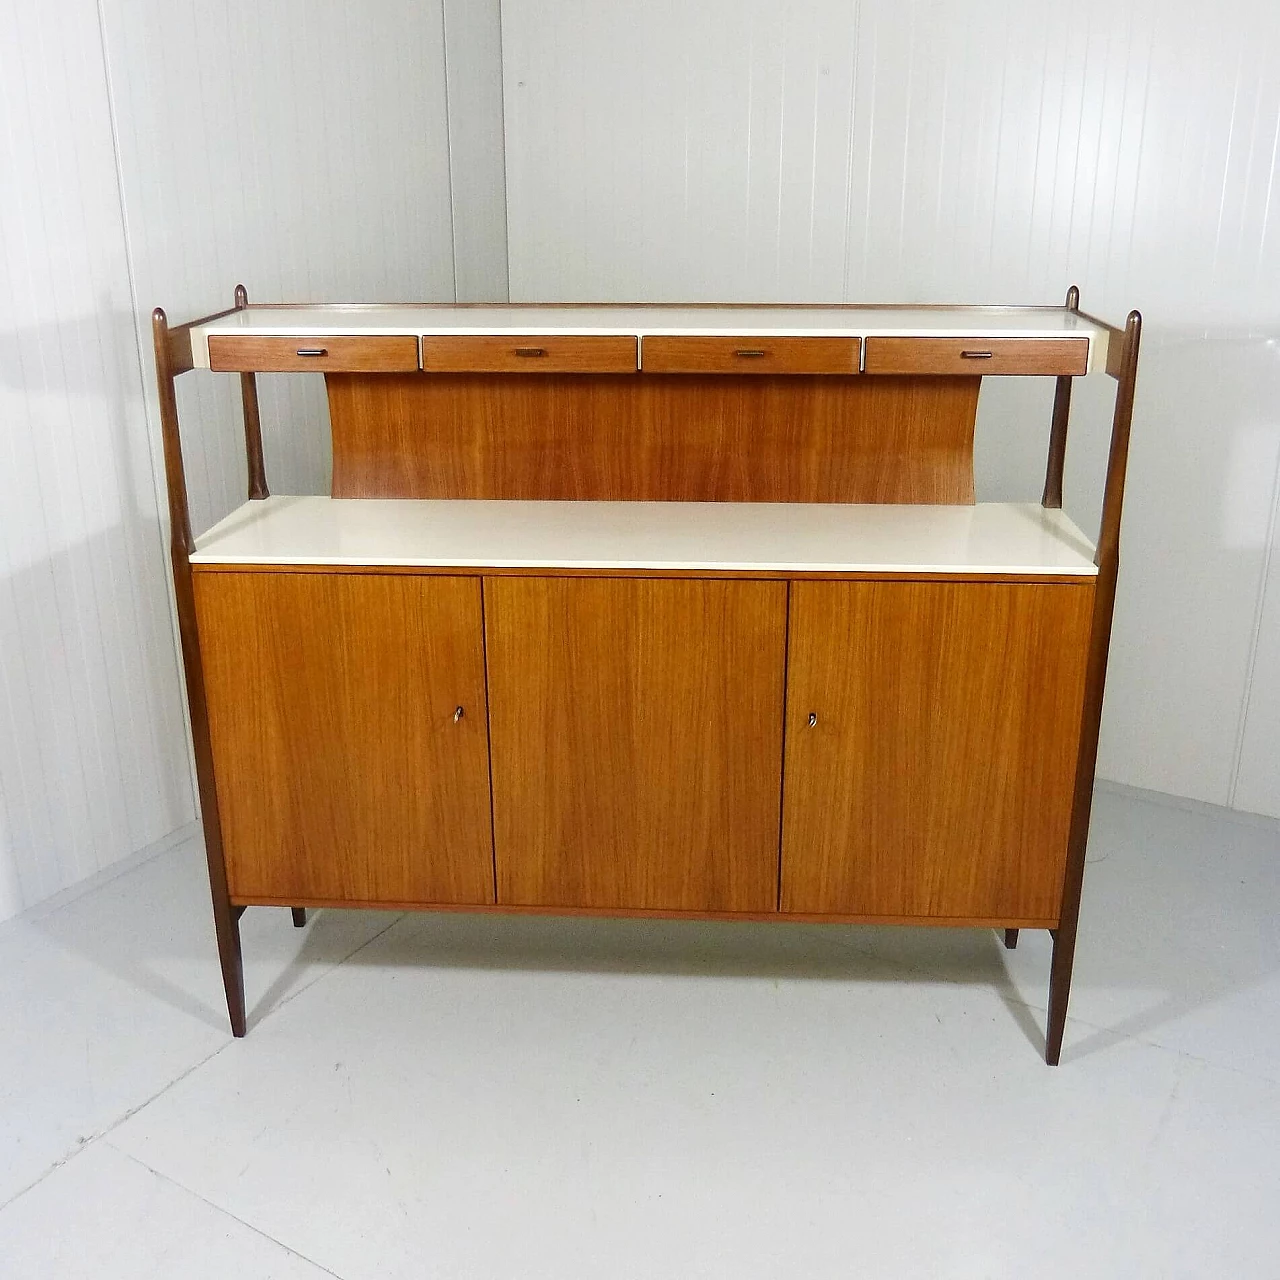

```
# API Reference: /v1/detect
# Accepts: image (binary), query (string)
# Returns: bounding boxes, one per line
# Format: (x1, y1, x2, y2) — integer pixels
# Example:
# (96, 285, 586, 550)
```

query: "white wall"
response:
(103, 0, 458, 536)
(0, 1, 190, 919)
(0, 0, 467, 922)
(501, 0, 1280, 817)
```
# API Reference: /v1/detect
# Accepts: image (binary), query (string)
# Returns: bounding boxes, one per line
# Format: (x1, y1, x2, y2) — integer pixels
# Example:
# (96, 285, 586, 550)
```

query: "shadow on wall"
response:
(0, 304, 194, 919)
(973, 321, 1280, 812)
(1099, 324, 1280, 810)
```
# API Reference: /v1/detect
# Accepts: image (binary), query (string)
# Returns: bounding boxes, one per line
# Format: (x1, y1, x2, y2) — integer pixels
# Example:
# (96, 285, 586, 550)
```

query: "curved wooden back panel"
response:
(326, 373, 979, 504)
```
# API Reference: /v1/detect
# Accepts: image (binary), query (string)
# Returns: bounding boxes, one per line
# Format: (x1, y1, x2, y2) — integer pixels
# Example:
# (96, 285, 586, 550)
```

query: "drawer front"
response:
(420, 334, 637, 373)
(641, 335, 860, 374)
(207, 334, 419, 373)
(863, 337, 1089, 376)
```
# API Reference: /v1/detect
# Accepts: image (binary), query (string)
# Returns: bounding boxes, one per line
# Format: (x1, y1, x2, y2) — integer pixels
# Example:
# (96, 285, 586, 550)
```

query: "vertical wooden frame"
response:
(1041, 284, 1079, 509)
(1045, 308, 1142, 1064)
(233, 284, 270, 500)
(152, 307, 247, 1036)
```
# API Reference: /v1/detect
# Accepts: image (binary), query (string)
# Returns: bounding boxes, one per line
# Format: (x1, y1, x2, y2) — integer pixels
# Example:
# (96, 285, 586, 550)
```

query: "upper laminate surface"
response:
(187, 304, 1111, 371)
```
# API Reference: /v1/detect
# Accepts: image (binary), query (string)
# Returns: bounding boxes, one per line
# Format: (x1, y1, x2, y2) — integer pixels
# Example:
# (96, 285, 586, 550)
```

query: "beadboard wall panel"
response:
(444, 0, 510, 301)
(1, 2, 463, 921)
(100, 0, 457, 536)
(500, 0, 1280, 812)
(0, 0, 192, 920)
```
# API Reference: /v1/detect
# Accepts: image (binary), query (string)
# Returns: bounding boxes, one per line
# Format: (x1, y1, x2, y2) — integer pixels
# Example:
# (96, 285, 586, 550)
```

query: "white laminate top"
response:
(187, 304, 1111, 371)
(190, 497, 1098, 577)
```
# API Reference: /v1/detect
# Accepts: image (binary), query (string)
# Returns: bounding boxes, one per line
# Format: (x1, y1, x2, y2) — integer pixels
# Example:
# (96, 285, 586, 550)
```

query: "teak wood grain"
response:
(421, 334, 637, 372)
(640, 335, 860, 374)
(193, 571, 494, 905)
(781, 580, 1093, 920)
(326, 373, 979, 503)
(485, 576, 787, 912)
(863, 337, 1088, 376)
(208, 334, 419, 373)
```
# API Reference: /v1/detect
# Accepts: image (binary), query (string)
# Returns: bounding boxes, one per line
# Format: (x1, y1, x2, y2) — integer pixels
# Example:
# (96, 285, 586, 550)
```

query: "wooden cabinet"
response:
(193, 571, 494, 906)
(158, 293, 1138, 1059)
(485, 577, 787, 912)
(780, 580, 1093, 922)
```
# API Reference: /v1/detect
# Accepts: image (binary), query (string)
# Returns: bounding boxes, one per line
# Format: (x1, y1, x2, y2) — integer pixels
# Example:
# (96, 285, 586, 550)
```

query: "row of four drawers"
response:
(207, 332, 1090, 376)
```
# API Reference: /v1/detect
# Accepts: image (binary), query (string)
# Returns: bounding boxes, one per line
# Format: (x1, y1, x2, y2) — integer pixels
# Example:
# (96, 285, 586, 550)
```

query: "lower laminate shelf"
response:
(191, 495, 1098, 577)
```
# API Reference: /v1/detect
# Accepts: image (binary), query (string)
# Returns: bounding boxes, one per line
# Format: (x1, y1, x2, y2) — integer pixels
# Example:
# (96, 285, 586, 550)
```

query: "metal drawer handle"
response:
(960, 350, 993, 359)
(454, 706, 465, 723)
(808, 712, 818, 728)
(513, 347, 546, 357)
(735, 348, 768, 358)
(296, 347, 328, 357)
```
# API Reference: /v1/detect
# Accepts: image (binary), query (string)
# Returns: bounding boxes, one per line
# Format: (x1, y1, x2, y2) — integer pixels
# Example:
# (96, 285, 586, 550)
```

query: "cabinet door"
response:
(486, 577, 787, 912)
(782, 580, 1093, 922)
(194, 572, 494, 905)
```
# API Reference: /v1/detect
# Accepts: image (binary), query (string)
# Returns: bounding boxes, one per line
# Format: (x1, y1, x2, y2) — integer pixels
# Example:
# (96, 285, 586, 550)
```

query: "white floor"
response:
(2, 786, 1278, 1279)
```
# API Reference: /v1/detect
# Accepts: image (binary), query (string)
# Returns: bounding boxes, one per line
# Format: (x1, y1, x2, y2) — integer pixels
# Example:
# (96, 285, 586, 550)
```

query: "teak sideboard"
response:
(152, 289, 1140, 1064)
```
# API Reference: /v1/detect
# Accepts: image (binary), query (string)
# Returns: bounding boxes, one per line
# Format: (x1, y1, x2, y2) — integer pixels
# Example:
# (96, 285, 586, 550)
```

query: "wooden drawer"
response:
(420, 334, 637, 373)
(641, 335, 860, 374)
(207, 334, 419, 373)
(863, 337, 1089, 376)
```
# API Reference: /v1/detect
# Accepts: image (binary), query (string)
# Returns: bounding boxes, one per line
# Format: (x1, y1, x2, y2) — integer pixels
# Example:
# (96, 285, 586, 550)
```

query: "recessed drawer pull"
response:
(513, 347, 546, 357)
(735, 348, 768, 358)
(295, 347, 328, 358)
(960, 350, 993, 359)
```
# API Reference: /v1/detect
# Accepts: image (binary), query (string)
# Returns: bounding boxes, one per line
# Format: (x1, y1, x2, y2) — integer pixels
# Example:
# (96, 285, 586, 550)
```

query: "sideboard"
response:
(152, 288, 1140, 1064)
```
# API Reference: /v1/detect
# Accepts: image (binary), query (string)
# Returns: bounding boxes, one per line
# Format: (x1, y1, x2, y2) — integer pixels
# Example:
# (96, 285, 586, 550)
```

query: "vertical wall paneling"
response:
(0, 0, 192, 919)
(100, 0, 458, 536)
(502, 0, 861, 302)
(443, 0, 510, 301)
(500, 0, 1280, 811)
(2, 2, 471, 920)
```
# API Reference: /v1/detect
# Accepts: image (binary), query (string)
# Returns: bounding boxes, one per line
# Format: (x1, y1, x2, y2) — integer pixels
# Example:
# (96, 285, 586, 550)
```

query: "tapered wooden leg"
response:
(291, 907, 307, 928)
(1004, 928, 1019, 949)
(213, 897, 247, 1037)
(1046, 926, 1075, 1065)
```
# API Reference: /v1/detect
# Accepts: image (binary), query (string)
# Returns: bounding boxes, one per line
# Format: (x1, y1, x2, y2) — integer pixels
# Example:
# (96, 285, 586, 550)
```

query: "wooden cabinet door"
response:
(781, 580, 1093, 923)
(485, 577, 787, 912)
(194, 572, 494, 906)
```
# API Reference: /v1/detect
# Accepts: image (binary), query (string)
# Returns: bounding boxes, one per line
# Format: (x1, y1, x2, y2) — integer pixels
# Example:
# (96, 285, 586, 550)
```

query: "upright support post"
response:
(153, 307, 247, 1037)
(1041, 284, 1080, 508)
(1045, 308, 1142, 1064)
(233, 284, 270, 500)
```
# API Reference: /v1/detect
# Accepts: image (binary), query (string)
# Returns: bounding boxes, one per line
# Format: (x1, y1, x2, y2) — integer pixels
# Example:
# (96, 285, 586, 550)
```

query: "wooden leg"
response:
(1046, 926, 1075, 1066)
(291, 907, 307, 928)
(212, 891, 246, 1037)
(1003, 927, 1019, 949)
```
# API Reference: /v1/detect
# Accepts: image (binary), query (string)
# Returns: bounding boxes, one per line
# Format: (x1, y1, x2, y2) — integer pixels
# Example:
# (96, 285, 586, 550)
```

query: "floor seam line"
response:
(106, 1144, 347, 1279)
(0, 914, 406, 1214)
(0, 1036, 232, 1215)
